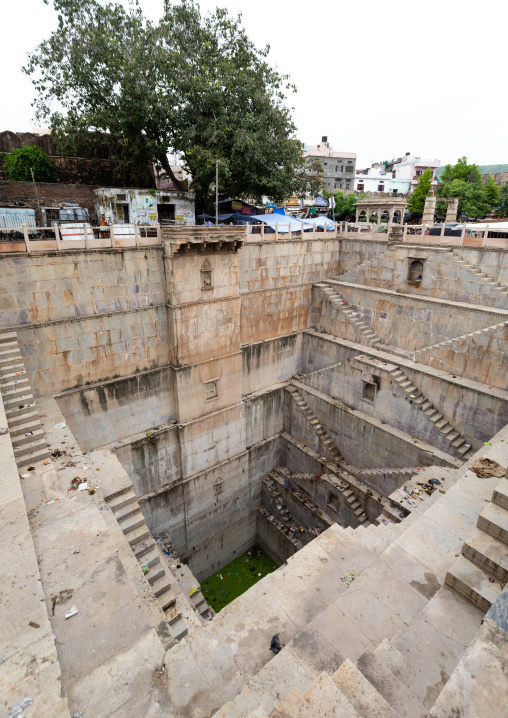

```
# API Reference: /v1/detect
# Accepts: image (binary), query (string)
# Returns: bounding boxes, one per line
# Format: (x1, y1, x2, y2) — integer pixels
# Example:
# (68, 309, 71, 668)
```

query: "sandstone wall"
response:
(338, 244, 508, 310)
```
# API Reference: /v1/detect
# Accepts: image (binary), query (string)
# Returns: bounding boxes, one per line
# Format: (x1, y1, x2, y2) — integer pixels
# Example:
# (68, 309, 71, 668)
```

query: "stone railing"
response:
(246, 221, 339, 241)
(338, 222, 508, 249)
(0, 223, 163, 253)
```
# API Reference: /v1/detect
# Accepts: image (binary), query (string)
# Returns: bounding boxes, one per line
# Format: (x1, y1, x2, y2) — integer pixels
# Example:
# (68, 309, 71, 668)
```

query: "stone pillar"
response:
(445, 198, 459, 223)
(421, 195, 436, 225)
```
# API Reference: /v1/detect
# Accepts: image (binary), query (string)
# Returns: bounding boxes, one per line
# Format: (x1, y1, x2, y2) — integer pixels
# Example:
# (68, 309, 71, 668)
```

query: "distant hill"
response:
(436, 164, 508, 177)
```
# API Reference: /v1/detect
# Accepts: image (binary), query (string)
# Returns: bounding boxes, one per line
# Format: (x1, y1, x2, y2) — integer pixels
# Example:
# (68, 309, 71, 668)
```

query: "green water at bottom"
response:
(200, 545, 278, 613)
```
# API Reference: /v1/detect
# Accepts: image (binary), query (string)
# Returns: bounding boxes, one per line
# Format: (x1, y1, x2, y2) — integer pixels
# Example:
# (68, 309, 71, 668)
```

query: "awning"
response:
(250, 214, 312, 233)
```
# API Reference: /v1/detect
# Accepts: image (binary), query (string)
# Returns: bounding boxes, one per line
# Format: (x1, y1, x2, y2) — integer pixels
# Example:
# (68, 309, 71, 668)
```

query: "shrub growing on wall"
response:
(4, 146, 55, 182)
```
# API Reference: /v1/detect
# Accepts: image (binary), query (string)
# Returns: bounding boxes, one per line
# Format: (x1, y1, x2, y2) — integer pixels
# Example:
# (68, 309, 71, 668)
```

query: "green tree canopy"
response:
(496, 184, 508, 218)
(4, 145, 55, 182)
(26, 0, 317, 208)
(437, 157, 494, 220)
(406, 167, 433, 214)
(322, 188, 359, 218)
(484, 175, 500, 207)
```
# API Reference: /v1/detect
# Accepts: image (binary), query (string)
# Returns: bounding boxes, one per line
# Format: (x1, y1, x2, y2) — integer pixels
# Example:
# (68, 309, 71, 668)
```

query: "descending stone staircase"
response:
(104, 485, 202, 642)
(412, 319, 508, 357)
(331, 247, 397, 282)
(358, 465, 422, 487)
(273, 465, 370, 526)
(294, 359, 346, 385)
(285, 385, 343, 465)
(388, 366, 474, 460)
(320, 283, 382, 346)
(451, 253, 508, 297)
(0, 331, 51, 469)
(446, 473, 508, 612)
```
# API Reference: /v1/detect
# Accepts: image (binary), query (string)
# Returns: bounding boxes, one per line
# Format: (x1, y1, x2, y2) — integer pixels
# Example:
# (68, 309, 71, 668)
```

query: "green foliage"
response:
(437, 157, 495, 220)
(406, 167, 433, 214)
(26, 0, 312, 208)
(4, 146, 55, 182)
(321, 188, 358, 218)
(496, 184, 508, 218)
(484, 175, 500, 206)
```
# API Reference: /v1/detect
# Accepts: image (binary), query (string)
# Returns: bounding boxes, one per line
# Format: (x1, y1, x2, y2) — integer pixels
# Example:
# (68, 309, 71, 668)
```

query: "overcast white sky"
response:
(2, 0, 506, 169)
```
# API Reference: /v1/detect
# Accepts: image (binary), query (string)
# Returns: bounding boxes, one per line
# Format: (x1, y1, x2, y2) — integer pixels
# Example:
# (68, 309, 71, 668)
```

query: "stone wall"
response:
(256, 510, 297, 566)
(338, 244, 508, 309)
(313, 283, 506, 353)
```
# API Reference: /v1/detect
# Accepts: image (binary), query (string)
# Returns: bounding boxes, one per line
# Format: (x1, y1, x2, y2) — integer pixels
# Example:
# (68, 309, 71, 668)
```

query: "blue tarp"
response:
(272, 207, 285, 215)
(250, 214, 311, 233)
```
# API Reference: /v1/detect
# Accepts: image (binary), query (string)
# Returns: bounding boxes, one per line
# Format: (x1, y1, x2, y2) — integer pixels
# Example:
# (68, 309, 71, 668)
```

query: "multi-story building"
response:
(387, 153, 441, 192)
(303, 137, 356, 193)
(354, 166, 410, 195)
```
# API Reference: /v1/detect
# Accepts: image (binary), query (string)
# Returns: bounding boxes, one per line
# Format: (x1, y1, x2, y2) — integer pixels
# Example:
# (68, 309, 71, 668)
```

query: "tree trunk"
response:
(158, 153, 185, 193)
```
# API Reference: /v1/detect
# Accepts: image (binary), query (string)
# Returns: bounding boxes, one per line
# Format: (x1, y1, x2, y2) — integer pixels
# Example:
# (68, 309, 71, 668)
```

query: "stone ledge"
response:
(325, 280, 508, 317)
(3, 303, 166, 332)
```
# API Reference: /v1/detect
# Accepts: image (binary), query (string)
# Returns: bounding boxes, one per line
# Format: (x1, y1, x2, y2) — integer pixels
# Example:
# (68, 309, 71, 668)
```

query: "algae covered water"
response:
(201, 545, 277, 612)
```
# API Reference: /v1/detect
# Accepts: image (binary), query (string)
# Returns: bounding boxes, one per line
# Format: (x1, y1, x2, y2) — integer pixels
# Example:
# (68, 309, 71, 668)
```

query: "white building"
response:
(354, 167, 409, 195)
(387, 154, 441, 192)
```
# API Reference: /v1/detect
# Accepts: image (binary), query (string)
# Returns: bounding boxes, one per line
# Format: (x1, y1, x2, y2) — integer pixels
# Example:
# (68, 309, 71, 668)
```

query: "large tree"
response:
(26, 0, 316, 209)
(496, 184, 508, 218)
(406, 167, 433, 214)
(436, 157, 493, 220)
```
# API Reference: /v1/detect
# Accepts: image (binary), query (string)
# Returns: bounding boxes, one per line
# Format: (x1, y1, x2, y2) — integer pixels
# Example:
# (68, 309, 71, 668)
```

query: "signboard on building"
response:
(240, 206, 252, 215)
(136, 194, 155, 211)
(231, 200, 242, 209)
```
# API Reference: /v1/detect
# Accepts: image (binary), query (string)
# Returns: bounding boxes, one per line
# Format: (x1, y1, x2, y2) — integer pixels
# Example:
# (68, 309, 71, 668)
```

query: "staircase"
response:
(451, 253, 508, 297)
(413, 320, 508, 357)
(320, 283, 381, 346)
(388, 366, 474, 460)
(331, 247, 397, 282)
(272, 464, 369, 526)
(285, 385, 343, 465)
(0, 331, 51, 469)
(104, 485, 194, 642)
(359, 466, 422, 487)
(446, 473, 508, 612)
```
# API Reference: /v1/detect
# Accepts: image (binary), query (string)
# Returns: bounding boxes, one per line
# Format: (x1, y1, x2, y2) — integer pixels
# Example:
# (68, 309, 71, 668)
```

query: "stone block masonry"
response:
(0, 179, 96, 217)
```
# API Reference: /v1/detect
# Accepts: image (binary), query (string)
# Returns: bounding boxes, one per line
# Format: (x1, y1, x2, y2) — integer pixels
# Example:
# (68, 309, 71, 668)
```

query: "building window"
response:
(213, 479, 223, 495)
(393, 189, 398, 195)
(336, 165, 343, 172)
(347, 160, 353, 164)
(345, 183, 351, 189)
(334, 182, 340, 188)
(345, 166, 354, 173)
(362, 380, 378, 403)
(357, 183, 364, 191)
(378, 184, 384, 191)
(408, 259, 424, 282)
(116, 193, 127, 202)
(161, 195, 171, 203)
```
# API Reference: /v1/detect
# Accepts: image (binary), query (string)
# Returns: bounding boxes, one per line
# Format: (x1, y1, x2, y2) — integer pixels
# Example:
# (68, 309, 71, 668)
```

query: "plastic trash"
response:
(77, 482, 88, 491)
(54, 423, 66, 429)
(7, 697, 33, 717)
(64, 606, 78, 619)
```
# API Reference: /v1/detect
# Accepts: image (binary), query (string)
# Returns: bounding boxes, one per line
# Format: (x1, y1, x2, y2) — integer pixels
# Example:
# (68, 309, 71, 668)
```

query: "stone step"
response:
(3, 393, 35, 409)
(121, 516, 147, 535)
(114, 501, 141, 521)
(0, 361, 25, 376)
(5, 404, 37, 422)
(134, 539, 157, 561)
(492, 478, 508, 511)
(477, 502, 508, 545)
(462, 528, 508, 583)
(164, 602, 183, 626)
(356, 651, 426, 718)
(13, 437, 48, 458)
(125, 525, 151, 547)
(154, 581, 174, 600)
(142, 554, 161, 570)
(445, 555, 502, 613)
(302, 672, 360, 718)
(11, 428, 45, 448)
(0, 332, 18, 343)
(9, 419, 42, 438)
(107, 488, 138, 511)
(17, 446, 52, 468)
(0, 376, 29, 390)
(333, 658, 398, 718)
(170, 616, 188, 642)
(147, 569, 165, 585)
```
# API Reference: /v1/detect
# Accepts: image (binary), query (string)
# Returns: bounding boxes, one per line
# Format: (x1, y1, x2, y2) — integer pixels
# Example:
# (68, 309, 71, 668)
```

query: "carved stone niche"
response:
(201, 259, 213, 291)
(204, 379, 218, 401)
